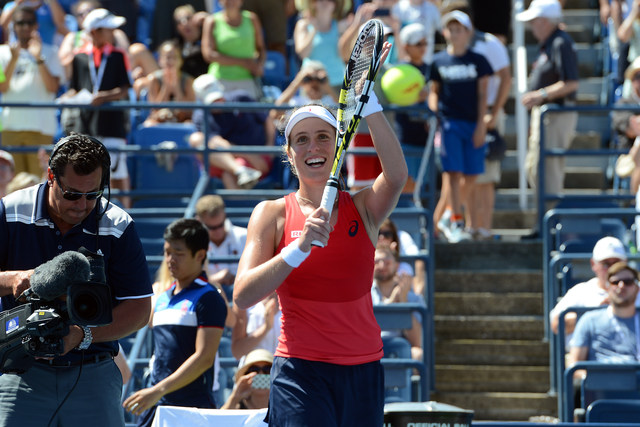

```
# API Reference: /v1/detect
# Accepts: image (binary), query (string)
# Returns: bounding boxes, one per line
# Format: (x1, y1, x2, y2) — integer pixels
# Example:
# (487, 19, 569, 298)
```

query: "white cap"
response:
(441, 11, 473, 30)
(399, 23, 427, 46)
(515, 0, 562, 22)
(192, 74, 226, 104)
(83, 8, 126, 32)
(236, 348, 273, 379)
(0, 150, 14, 169)
(592, 236, 627, 262)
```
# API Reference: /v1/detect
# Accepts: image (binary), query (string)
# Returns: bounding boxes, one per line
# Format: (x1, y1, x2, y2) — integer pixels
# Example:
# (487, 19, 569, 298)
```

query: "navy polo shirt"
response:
(0, 183, 153, 361)
(151, 275, 226, 407)
(429, 48, 493, 122)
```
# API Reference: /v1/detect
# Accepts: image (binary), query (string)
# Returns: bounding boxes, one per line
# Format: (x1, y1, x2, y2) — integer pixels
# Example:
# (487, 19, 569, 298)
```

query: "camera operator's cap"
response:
(592, 236, 627, 262)
(441, 10, 473, 30)
(0, 150, 15, 170)
(400, 23, 427, 46)
(83, 8, 126, 32)
(192, 74, 226, 104)
(235, 348, 274, 380)
(516, 0, 562, 22)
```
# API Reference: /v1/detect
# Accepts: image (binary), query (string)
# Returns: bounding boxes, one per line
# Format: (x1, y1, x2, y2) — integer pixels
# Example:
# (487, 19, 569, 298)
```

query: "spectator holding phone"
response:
(221, 348, 273, 410)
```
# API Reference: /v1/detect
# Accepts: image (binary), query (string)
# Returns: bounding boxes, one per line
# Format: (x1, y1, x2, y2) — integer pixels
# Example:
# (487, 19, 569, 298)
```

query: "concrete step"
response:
(503, 129, 602, 151)
(434, 270, 542, 292)
(500, 167, 606, 189)
(435, 241, 543, 270)
(435, 315, 544, 340)
(435, 292, 543, 316)
(491, 209, 537, 229)
(429, 391, 557, 421)
(435, 365, 550, 393)
(435, 339, 549, 366)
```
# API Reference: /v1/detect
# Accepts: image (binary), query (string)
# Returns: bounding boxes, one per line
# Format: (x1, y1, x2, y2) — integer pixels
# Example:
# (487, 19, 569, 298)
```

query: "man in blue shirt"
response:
(0, 133, 153, 427)
(123, 218, 227, 427)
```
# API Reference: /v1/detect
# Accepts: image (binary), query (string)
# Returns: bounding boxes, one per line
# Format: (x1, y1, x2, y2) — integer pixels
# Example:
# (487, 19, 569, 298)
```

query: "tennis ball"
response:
(380, 64, 426, 106)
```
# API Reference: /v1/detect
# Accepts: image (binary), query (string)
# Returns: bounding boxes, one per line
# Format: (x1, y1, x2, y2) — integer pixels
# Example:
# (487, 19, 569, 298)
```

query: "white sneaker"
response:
(474, 227, 493, 241)
(437, 214, 451, 237)
(235, 166, 262, 189)
(447, 221, 472, 243)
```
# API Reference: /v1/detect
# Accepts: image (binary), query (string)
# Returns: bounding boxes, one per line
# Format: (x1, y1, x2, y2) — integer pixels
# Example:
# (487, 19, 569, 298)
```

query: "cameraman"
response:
(0, 133, 152, 427)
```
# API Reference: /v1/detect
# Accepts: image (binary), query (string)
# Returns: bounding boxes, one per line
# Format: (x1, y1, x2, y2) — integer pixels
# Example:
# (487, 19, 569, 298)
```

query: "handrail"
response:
(536, 104, 640, 232)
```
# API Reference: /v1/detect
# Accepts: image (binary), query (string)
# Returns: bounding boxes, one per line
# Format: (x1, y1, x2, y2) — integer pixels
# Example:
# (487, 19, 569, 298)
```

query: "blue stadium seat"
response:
(262, 50, 288, 90)
(382, 336, 412, 403)
(586, 398, 640, 423)
(130, 123, 203, 207)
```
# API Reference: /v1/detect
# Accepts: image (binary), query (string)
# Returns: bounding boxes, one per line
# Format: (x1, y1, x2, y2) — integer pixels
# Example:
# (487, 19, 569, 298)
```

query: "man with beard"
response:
(370, 243, 425, 361)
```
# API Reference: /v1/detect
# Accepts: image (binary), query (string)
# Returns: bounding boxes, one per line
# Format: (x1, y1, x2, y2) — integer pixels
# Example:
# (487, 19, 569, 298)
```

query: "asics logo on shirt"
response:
(348, 220, 359, 237)
(438, 64, 478, 81)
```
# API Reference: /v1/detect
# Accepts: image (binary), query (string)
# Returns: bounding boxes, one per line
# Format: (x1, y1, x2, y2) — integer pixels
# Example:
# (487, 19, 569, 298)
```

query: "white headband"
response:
(284, 105, 337, 143)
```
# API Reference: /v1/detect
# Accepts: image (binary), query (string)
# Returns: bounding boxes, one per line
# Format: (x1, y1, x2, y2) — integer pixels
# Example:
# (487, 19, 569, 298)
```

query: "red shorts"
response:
(347, 134, 381, 188)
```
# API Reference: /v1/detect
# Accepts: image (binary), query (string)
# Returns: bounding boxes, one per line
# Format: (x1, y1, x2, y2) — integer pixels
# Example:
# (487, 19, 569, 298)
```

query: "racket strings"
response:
(343, 34, 377, 129)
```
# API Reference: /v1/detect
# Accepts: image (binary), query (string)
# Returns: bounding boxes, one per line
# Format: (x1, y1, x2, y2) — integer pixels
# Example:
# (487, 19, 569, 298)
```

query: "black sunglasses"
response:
(609, 277, 637, 287)
(378, 230, 394, 239)
(55, 175, 103, 201)
(246, 365, 271, 375)
(14, 20, 36, 27)
(204, 218, 226, 231)
(302, 75, 328, 84)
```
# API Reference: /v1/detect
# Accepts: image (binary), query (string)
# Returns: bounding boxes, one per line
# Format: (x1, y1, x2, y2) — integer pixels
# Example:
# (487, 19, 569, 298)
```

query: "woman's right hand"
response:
(298, 207, 333, 251)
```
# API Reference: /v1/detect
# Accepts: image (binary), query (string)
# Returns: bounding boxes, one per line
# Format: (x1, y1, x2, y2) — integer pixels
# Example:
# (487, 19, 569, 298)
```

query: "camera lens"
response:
(71, 292, 99, 322)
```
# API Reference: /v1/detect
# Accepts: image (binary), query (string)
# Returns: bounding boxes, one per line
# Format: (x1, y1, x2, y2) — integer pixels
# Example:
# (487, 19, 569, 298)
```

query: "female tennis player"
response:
(233, 41, 406, 426)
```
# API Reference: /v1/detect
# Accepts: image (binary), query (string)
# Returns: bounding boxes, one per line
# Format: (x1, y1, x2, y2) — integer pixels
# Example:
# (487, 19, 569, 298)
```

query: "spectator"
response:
(189, 74, 274, 189)
(150, 0, 206, 51)
(233, 42, 405, 423)
(0, 134, 152, 426)
(0, 0, 68, 47)
(6, 171, 40, 195)
(173, 4, 210, 79)
(231, 292, 281, 359)
(58, 1, 159, 84)
(201, 0, 266, 100)
(194, 194, 247, 291)
(143, 40, 196, 126)
(617, 0, 640, 95)
(549, 236, 640, 345)
(517, 0, 578, 231)
(378, 216, 426, 296)
(242, 0, 288, 57)
(371, 243, 425, 361)
(428, 11, 492, 243)
(220, 348, 273, 410)
(61, 8, 132, 208)
(392, 0, 441, 64)
(0, 5, 63, 177)
(612, 57, 640, 193)
(294, 0, 348, 90)
(0, 150, 15, 198)
(123, 218, 227, 426)
(568, 261, 640, 367)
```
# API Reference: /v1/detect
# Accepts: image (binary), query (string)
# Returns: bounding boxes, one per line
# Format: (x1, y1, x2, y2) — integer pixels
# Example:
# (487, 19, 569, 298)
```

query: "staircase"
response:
(430, 240, 557, 421)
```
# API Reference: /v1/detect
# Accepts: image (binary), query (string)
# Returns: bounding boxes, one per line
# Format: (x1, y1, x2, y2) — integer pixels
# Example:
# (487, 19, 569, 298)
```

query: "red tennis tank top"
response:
(274, 191, 383, 365)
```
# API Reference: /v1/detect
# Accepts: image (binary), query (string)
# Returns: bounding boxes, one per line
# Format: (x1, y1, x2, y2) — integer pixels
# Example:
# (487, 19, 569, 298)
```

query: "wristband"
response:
(362, 90, 383, 118)
(76, 326, 92, 350)
(280, 239, 310, 268)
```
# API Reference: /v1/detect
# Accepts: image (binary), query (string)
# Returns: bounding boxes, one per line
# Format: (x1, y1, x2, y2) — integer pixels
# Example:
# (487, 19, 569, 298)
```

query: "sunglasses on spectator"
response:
(302, 75, 328, 84)
(204, 219, 225, 231)
(55, 175, 103, 201)
(246, 365, 272, 375)
(609, 277, 637, 287)
(14, 20, 36, 27)
(175, 16, 192, 25)
(378, 230, 394, 239)
(409, 41, 428, 47)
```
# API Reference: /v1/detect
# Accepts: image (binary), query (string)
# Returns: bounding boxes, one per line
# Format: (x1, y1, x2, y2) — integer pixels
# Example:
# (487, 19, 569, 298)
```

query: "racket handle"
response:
(310, 181, 339, 248)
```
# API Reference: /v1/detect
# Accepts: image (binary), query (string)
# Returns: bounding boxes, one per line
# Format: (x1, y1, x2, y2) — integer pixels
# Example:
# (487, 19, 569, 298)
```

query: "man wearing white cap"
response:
(62, 8, 132, 208)
(549, 236, 640, 346)
(516, 0, 579, 206)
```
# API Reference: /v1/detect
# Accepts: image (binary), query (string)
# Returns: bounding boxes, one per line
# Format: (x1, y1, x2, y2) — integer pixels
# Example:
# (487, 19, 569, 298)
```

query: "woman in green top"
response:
(201, 0, 266, 100)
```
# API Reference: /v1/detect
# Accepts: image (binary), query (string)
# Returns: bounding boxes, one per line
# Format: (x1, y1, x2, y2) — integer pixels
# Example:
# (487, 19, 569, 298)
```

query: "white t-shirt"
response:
(246, 300, 282, 355)
(392, 0, 441, 64)
(206, 219, 247, 277)
(470, 31, 511, 106)
(0, 43, 63, 134)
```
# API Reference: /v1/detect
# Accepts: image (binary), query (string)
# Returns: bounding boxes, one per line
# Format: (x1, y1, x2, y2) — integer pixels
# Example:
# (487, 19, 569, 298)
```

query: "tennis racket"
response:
(312, 19, 385, 247)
